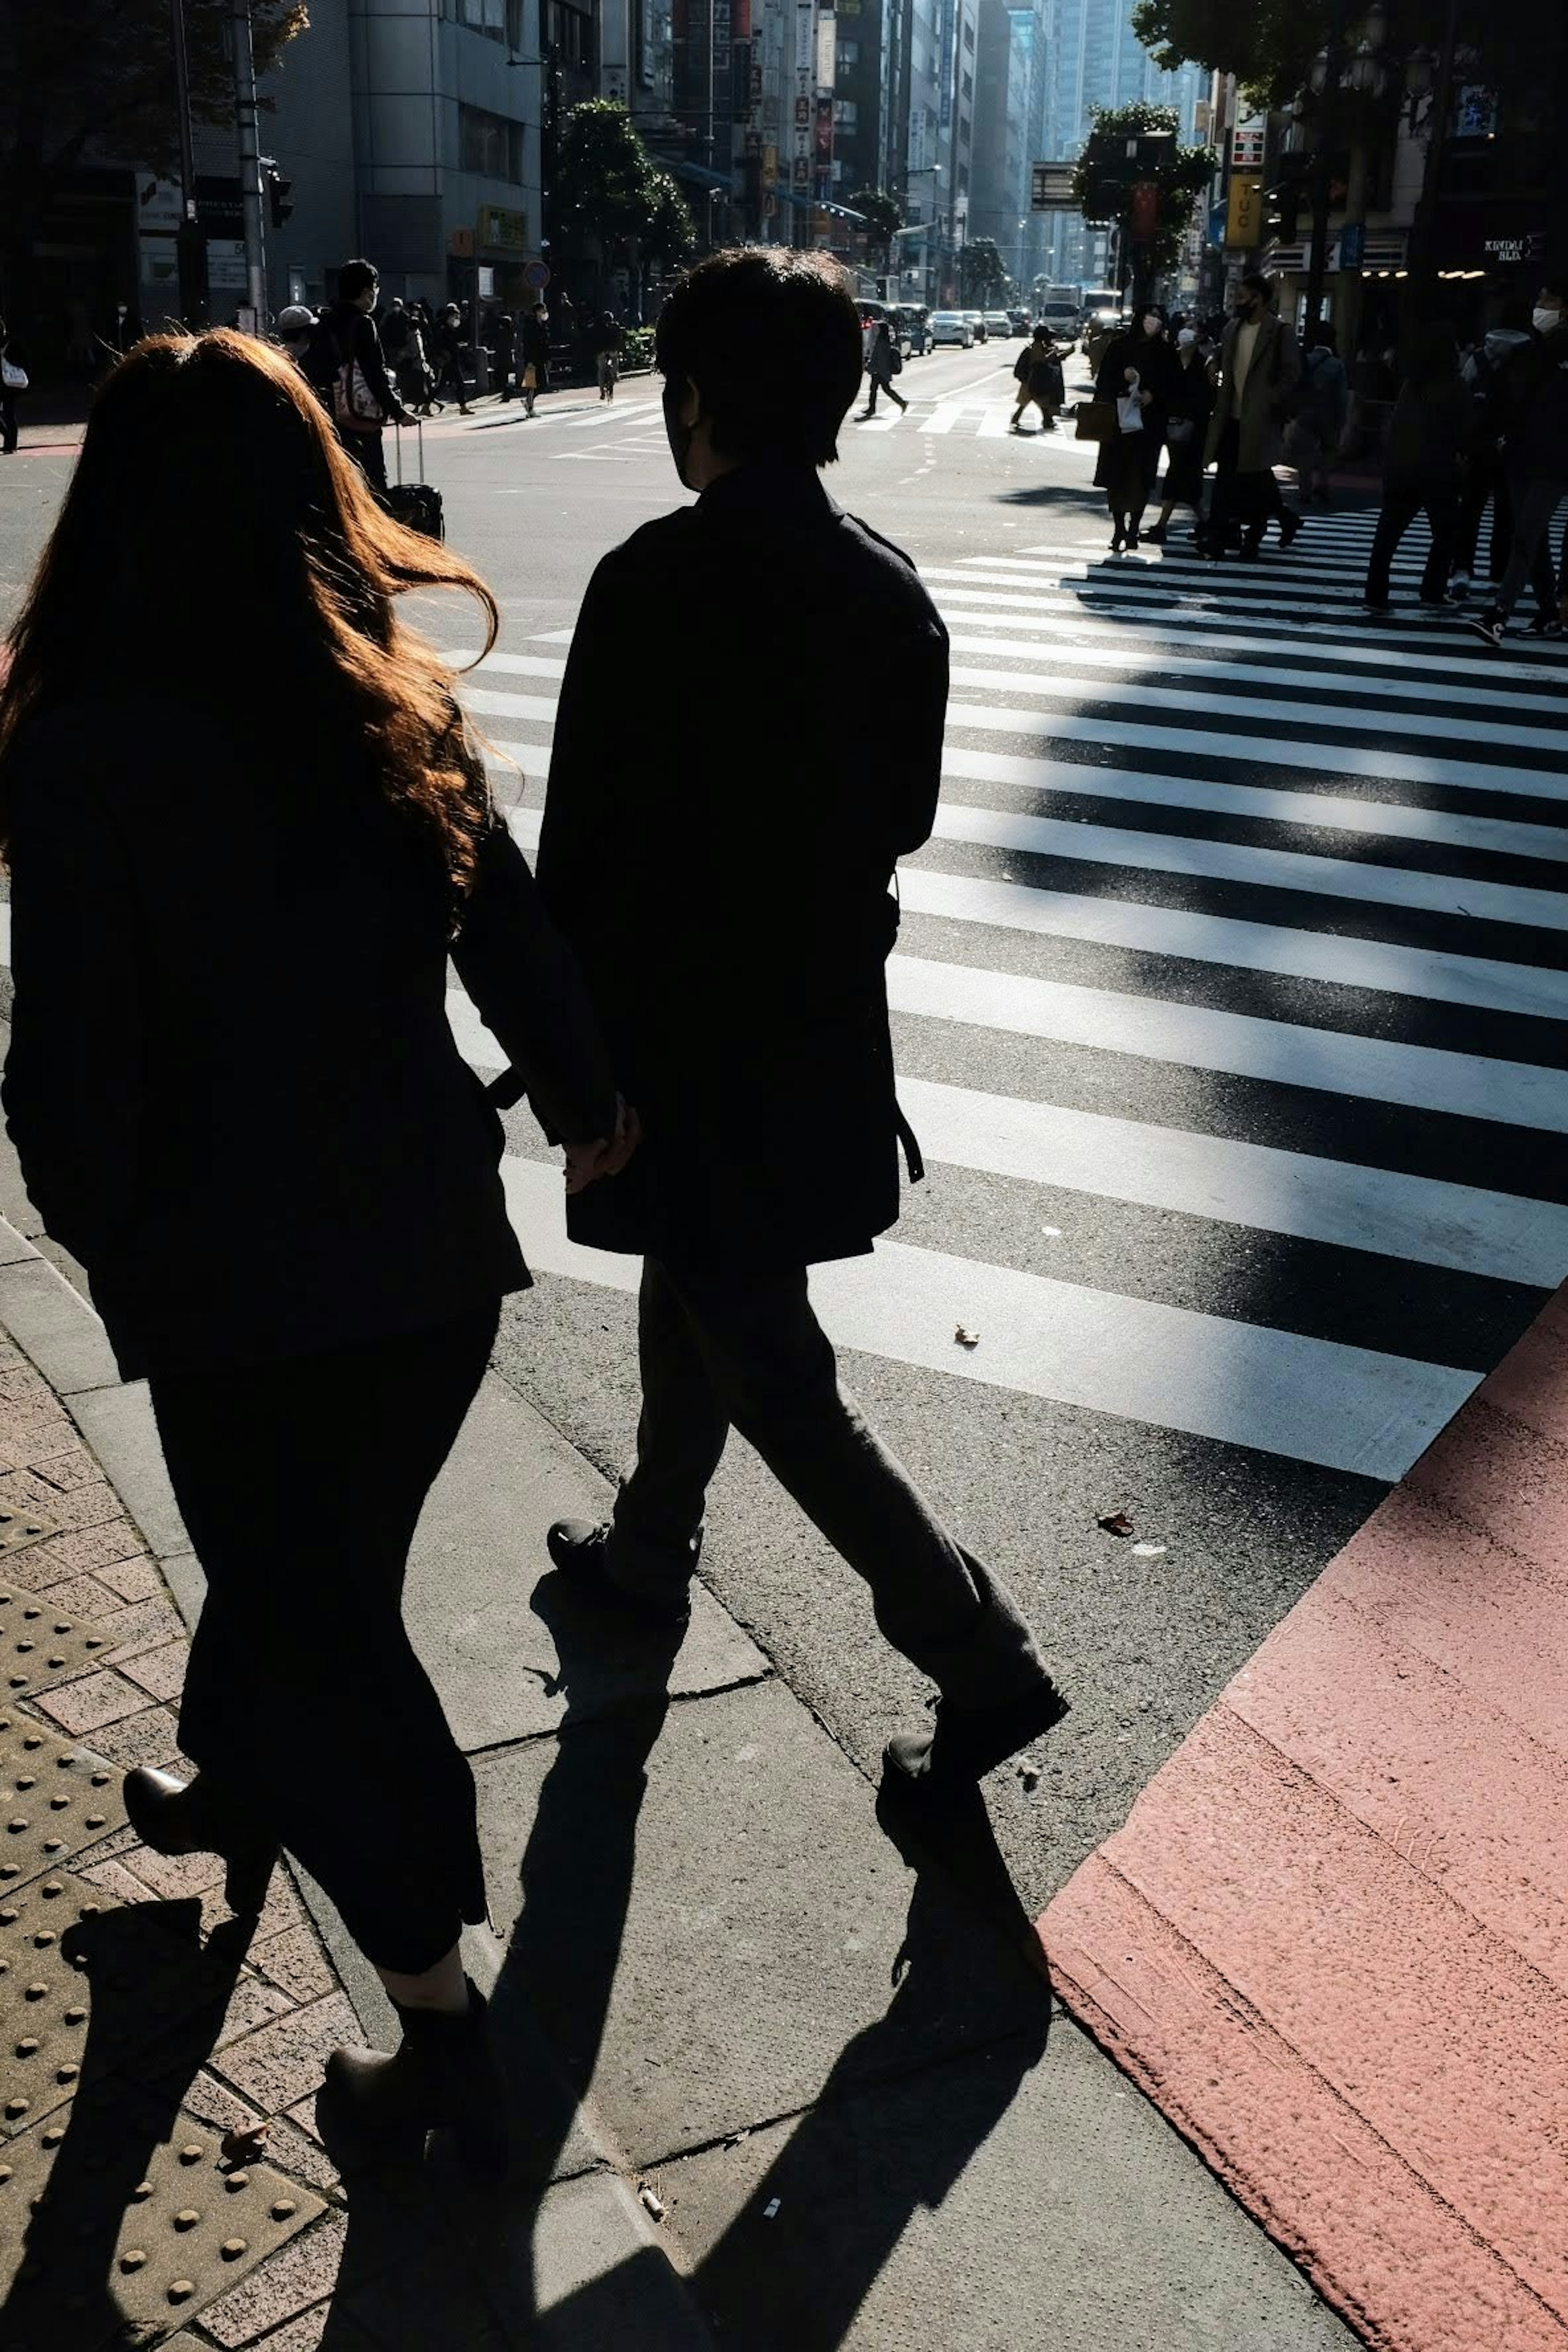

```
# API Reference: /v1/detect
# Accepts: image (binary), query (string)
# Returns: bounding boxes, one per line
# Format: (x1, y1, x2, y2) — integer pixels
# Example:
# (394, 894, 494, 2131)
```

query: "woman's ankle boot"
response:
(322, 1979, 509, 2174)
(122, 1767, 278, 1917)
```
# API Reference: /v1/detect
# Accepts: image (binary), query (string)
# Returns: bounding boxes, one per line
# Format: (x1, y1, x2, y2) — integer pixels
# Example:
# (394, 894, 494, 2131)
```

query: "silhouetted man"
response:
(535, 249, 1067, 1788)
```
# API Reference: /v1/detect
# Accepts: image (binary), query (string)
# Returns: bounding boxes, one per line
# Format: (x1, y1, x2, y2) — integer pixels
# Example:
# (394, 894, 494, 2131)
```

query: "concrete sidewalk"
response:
(0, 1130, 1356, 2349)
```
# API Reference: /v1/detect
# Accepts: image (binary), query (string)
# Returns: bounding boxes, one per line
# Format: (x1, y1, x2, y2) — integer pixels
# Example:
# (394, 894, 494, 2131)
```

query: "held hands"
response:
(563, 1096, 642, 1195)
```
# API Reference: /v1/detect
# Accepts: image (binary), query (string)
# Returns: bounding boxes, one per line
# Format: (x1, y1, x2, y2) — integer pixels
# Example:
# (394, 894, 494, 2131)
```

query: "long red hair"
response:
(0, 329, 499, 895)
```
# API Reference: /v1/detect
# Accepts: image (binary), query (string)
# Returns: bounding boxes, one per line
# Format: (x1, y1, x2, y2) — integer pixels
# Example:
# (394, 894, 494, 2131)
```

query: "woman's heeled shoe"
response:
(321, 1978, 509, 2175)
(122, 1767, 279, 1918)
(1110, 529, 1126, 554)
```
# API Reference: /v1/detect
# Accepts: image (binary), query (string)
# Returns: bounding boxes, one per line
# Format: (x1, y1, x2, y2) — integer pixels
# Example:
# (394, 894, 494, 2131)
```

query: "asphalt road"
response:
(2, 335, 1564, 1931)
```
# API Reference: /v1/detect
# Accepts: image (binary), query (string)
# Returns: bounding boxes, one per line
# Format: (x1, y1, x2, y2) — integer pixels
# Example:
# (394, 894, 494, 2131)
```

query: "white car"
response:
(963, 310, 989, 343)
(984, 311, 1013, 340)
(929, 310, 974, 347)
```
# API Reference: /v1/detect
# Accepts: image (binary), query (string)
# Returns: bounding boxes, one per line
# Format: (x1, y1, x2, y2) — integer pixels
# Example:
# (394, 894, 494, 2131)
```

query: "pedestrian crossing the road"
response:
(431, 500, 1568, 1490)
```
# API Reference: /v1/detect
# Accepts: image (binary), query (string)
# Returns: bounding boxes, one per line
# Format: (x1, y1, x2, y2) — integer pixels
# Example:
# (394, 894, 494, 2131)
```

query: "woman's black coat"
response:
(2, 700, 617, 1377)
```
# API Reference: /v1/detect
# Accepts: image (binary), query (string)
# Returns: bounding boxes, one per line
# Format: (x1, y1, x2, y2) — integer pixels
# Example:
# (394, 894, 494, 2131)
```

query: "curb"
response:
(1039, 1279, 1568, 2352)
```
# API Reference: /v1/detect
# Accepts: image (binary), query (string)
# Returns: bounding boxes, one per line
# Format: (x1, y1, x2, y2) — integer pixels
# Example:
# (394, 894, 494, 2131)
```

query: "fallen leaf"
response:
(1097, 1510, 1135, 1538)
(1131, 1541, 1168, 1559)
(220, 2124, 269, 2164)
(954, 1326, 981, 1348)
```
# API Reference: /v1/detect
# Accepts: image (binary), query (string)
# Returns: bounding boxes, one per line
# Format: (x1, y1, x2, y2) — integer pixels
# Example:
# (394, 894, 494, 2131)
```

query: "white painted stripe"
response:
(495, 1154, 1477, 1481)
(447, 996, 1565, 1286)
(895, 1075, 1568, 1289)
(925, 586, 1563, 680)
(944, 698, 1568, 806)
(899, 865, 1568, 1019)
(1002, 544, 1426, 590)
(929, 800, 1568, 933)
(939, 746, 1568, 866)
(947, 659, 1559, 756)
(453, 650, 567, 680)
(462, 688, 561, 724)
(939, 631, 1561, 719)
(887, 951, 1568, 1131)
(977, 405, 1011, 437)
(921, 403, 967, 433)
(925, 570, 1503, 637)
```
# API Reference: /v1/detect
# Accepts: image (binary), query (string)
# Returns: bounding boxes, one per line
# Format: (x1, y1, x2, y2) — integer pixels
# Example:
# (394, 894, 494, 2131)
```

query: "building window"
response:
(460, 104, 525, 182)
(452, 0, 506, 35)
(834, 98, 857, 128)
(963, 16, 974, 46)
(837, 38, 859, 67)
(546, 0, 595, 72)
(961, 69, 972, 100)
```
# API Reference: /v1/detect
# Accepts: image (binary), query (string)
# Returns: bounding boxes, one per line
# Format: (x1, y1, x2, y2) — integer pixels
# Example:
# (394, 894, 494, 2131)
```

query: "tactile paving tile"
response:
(0, 1872, 236, 2143)
(0, 1711, 126, 1892)
(0, 1588, 113, 1701)
(0, 2081, 325, 2349)
(0, 1502, 55, 1559)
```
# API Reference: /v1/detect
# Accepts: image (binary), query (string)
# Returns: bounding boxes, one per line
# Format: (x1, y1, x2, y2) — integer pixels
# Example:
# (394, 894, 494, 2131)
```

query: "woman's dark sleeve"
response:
(1, 748, 144, 1270)
(449, 818, 619, 1146)
(1095, 341, 1125, 399)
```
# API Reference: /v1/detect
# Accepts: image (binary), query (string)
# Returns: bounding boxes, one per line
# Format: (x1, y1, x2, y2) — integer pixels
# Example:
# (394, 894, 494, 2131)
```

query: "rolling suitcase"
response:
(384, 418, 444, 542)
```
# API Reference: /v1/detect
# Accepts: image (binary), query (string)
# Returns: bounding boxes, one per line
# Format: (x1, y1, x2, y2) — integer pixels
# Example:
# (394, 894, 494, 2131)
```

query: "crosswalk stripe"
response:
(928, 569, 1511, 636)
(494, 803, 1566, 1018)
(947, 660, 1559, 756)
(897, 867, 1568, 1022)
(493, 1154, 1477, 1483)
(940, 631, 1559, 717)
(938, 746, 1568, 865)
(924, 586, 1562, 676)
(444, 993, 1564, 1285)
(886, 951, 1568, 1131)
(929, 800, 1568, 933)
(945, 698, 1567, 805)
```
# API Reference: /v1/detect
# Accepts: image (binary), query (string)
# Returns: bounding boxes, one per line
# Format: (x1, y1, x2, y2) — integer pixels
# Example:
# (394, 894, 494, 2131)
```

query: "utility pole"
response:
(170, 0, 208, 326)
(231, 0, 268, 330)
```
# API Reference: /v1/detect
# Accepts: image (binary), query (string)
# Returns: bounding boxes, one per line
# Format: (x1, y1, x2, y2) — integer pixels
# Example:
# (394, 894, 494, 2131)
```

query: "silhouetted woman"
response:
(1095, 305, 1181, 550)
(0, 330, 633, 2166)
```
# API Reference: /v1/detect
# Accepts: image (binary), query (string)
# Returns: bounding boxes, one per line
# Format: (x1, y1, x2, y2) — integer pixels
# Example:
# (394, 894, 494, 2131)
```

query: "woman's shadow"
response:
(0, 1890, 252, 2352)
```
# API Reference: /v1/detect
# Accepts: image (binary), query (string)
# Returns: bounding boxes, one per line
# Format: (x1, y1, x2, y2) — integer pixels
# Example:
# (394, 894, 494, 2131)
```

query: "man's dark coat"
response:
(536, 460, 950, 1270)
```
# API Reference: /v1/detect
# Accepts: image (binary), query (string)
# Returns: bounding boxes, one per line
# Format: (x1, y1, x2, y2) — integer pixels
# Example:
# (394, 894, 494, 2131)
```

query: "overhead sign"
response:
(523, 257, 551, 289)
(1337, 220, 1365, 271)
(1226, 175, 1262, 249)
(1030, 162, 1076, 210)
(1231, 122, 1266, 172)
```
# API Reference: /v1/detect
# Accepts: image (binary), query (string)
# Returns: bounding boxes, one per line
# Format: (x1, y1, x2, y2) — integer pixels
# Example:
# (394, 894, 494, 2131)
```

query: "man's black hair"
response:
(655, 247, 864, 467)
(1239, 270, 1275, 302)
(337, 258, 378, 302)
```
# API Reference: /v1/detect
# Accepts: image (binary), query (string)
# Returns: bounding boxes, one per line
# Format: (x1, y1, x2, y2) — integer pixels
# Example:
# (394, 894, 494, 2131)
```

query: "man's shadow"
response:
(680, 1777, 1053, 2350)
(0, 1893, 251, 2352)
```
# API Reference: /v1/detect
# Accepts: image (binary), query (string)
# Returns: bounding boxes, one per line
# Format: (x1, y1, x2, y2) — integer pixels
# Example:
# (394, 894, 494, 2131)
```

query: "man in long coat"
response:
(533, 248, 1067, 1788)
(1203, 271, 1302, 557)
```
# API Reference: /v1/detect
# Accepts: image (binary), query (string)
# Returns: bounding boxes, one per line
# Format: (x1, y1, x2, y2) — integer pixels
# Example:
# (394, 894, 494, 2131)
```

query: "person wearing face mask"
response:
(519, 301, 551, 417)
(1467, 277, 1568, 647)
(1201, 272, 1302, 559)
(534, 249, 1069, 1798)
(1094, 305, 1180, 550)
(1144, 323, 1214, 542)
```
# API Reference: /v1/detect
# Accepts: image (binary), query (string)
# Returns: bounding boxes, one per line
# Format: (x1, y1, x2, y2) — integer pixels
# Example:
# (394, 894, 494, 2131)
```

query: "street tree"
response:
(0, 0, 307, 322)
(958, 238, 1009, 304)
(555, 102, 694, 275)
(847, 184, 903, 278)
(1071, 101, 1211, 302)
(1133, 0, 1568, 114)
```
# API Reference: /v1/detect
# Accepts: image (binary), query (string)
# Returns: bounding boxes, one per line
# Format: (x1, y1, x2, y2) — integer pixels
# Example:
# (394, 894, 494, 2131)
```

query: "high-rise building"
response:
(1038, 0, 1204, 285)
(970, 0, 1047, 293)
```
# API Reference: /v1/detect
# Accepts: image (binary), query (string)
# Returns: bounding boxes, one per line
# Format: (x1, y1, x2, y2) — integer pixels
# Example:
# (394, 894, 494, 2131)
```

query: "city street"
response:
(1, 341, 1566, 2349)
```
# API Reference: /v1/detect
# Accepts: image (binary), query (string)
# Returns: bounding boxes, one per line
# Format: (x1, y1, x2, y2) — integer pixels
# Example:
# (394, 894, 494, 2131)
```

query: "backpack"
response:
(889, 345, 903, 375)
(305, 312, 384, 429)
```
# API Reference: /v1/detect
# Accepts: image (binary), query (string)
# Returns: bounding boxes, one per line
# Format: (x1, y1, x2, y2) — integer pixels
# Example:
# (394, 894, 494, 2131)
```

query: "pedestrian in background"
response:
(1143, 324, 1213, 542)
(1095, 308, 1178, 549)
(1202, 272, 1302, 559)
(1285, 323, 1348, 504)
(430, 303, 472, 415)
(1010, 327, 1063, 432)
(1363, 320, 1468, 614)
(303, 257, 411, 494)
(862, 319, 908, 416)
(1451, 301, 1533, 597)
(0, 327, 635, 2163)
(1468, 276, 1568, 647)
(0, 315, 25, 456)
(520, 301, 551, 416)
(537, 248, 1067, 1794)
(491, 311, 517, 402)
(274, 302, 317, 370)
(592, 310, 624, 401)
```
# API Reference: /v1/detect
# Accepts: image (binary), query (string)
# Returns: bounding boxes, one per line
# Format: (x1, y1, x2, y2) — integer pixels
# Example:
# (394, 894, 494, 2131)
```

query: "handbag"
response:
(333, 356, 384, 428)
(522, 361, 537, 393)
(1, 357, 27, 392)
(1166, 414, 1196, 446)
(1116, 392, 1145, 434)
(1074, 399, 1116, 442)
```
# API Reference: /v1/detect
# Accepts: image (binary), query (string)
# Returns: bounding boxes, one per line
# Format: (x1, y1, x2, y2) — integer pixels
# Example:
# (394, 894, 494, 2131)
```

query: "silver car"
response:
(929, 310, 975, 347)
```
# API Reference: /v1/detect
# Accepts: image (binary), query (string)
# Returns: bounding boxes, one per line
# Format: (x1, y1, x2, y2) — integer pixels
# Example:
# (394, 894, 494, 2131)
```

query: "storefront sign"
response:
(1483, 232, 1545, 265)
(1129, 180, 1158, 238)
(815, 96, 833, 160)
(1225, 174, 1261, 249)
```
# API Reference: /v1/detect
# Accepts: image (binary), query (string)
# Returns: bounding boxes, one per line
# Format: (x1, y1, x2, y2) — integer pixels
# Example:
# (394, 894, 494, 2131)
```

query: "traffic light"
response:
(266, 167, 294, 229)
